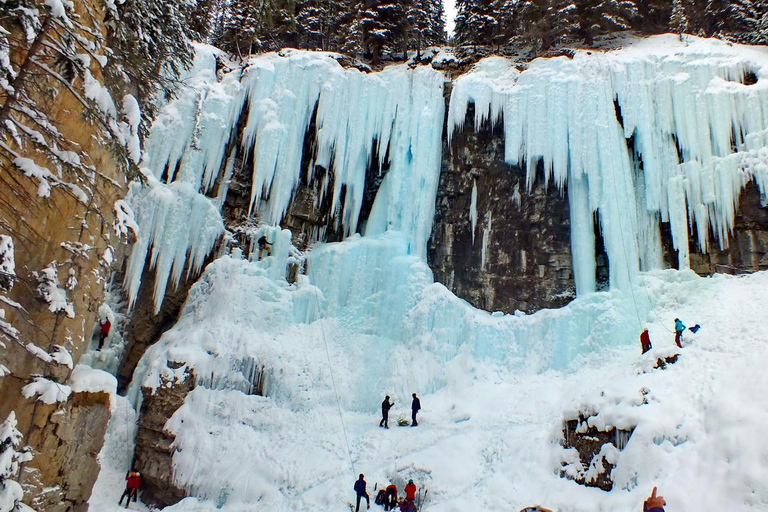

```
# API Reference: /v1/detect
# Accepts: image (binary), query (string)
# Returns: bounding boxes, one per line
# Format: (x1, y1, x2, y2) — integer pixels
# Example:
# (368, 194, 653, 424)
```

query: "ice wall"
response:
(126, 45, 445, 311)
(449, 36, 768, 294)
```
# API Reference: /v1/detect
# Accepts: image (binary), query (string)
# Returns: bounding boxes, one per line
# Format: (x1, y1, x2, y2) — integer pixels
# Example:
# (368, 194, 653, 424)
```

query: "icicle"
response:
(450, 35, 768, 294)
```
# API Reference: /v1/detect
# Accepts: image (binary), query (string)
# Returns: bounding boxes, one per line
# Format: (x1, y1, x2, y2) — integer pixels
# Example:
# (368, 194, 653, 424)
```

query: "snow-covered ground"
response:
(90, 254, 768, 512)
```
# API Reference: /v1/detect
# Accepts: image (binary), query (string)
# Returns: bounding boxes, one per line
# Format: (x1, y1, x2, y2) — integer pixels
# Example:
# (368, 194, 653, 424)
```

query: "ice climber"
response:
(640, 328, 652, 354)
(384, 483, 398, 511)
(674, 318, 686, 348)
(411, 393, 421, 427)
(380, 395, 394, 428)
(257, 235, 272, 259)
(118, 469, 141, 508)
(643, 487, 666, 512)
(98, 317, 111, 350)
(354, 474, 370, 511)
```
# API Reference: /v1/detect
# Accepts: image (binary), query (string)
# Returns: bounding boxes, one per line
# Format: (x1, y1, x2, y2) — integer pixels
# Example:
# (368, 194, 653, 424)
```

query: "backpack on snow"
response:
(375, 489, 387, 506)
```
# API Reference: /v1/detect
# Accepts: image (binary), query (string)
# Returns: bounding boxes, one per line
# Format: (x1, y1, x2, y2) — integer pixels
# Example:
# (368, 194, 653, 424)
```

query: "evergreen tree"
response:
(403, 0, 447, 55)
(295, 0, 346, 50)
(105, 0, 198, 117)
(633, 0, 673, 32)
(216, 0, 298, 55)
(670, 0, 689, 33)
(454, 0, 503, 46)
(571, 0, 639, 45)
(755, 0, 768, 43)
(510, 0, 577, 51)
(703, 0, 760, 38)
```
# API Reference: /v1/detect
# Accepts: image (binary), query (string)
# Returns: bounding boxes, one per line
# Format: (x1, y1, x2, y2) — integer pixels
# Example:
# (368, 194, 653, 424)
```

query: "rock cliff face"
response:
(18, 392, 112, 512)
(133, 370, 195, 508)
(429, 99, 575, 314)
(0, 2, 127, 509)
(688, 183, 768, 275)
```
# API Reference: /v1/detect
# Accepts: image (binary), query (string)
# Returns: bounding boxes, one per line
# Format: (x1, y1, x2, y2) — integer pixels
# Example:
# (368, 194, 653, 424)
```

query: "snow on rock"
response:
(0, 235, 14, 277)
(34, 264, 75, 318)
(69, 365, 117, 395)
(449, 35, 768, 295)
(12, 156, 54, 197)
(22, 377, 72, 404)
(113, 199, 138, 240)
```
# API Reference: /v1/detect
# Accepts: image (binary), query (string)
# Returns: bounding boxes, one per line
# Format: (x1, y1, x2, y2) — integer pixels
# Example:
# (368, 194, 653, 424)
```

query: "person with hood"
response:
(643, 487, 666, 512)
(411, 393, 421, 427)
(640, 328, 652, 354)
(674, 318, 686, 348)
(353, 474, 370, 511)
(380, 395, 394, 428)
(118, 468, 141, 507)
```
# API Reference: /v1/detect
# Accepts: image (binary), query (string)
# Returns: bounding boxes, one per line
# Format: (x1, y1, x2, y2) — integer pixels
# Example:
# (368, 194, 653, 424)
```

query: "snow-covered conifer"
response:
(670, 0, 690, 33)
(0, 412, 32, 512)
(454, 0, 504, 46)
(509, 0, 577, 52)
(571, 0, 639, 45)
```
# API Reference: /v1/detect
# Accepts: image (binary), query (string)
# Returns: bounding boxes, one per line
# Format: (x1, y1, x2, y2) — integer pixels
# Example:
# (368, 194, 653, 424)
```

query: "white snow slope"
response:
(90, 35, 768, 512)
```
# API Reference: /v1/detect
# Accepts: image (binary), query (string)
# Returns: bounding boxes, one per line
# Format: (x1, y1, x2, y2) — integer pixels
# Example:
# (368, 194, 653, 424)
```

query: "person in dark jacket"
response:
(674, 318, 685, 348)
(98, 317, 111, 350)
(411, 393, 421, 427)
(643, 486, 665, 512)
(640, 328, 652, 354)
(380, 395, 394, 428)
(257, 235, 272, 260)
(384, 483, 397, 511)
(118, 469, 141, 508)
(353, 474, 370, 511)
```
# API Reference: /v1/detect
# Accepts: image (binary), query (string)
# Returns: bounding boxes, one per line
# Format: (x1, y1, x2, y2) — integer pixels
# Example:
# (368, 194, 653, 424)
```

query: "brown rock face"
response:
(17, 392, 111, 512)
(561, 416, 634, 492)
(133, 370, 195, 509)
(429, 100, 575, 314)
(689, 182, 768, 274)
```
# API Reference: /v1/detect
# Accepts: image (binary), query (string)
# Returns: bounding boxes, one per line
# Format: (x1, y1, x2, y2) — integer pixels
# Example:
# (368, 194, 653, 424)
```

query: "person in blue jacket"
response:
(354, 474, 369, 511)
(674, 318, 686, 348)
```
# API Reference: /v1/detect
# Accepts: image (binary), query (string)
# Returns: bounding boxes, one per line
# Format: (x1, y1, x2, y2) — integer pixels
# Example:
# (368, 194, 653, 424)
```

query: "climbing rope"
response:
(610, 161, 674, 334)
(310, 284, 356, 477)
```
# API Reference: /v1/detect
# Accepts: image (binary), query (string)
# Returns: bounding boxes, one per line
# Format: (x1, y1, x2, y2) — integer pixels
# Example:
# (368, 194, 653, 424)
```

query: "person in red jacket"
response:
(98, 317, 111, 350)
(643, 487, 666, 512)
(402, 479, 417, 511)
(640, 328, 652, 354)
(118, 469, 141, 508)
(384, 483, 398, 511)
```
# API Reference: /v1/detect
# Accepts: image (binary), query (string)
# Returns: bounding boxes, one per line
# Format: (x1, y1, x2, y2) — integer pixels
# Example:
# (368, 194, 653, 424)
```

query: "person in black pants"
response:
(379, 395, 393, 428)
(411, 393, 421, 427)
(353, 474, 370, 511)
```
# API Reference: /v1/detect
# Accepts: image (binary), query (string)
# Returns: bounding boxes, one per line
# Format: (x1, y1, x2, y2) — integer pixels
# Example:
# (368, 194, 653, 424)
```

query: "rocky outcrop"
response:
(561, 415, 634, 491)
(429, 99, 575, 314)
(117, 267, 199, 394)
(133, 368, 195, 509)
(14, 391, 111, 512)
(689, 182, 768, 275)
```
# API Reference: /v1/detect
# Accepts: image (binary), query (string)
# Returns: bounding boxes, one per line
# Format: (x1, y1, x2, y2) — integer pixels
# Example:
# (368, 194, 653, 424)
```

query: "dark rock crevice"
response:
(428, 99, 575, 314)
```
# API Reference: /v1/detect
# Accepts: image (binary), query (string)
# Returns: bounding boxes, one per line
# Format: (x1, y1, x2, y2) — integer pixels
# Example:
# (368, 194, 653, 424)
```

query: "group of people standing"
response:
(380, 393, 421, 429)
(355, 474, 418, 512)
